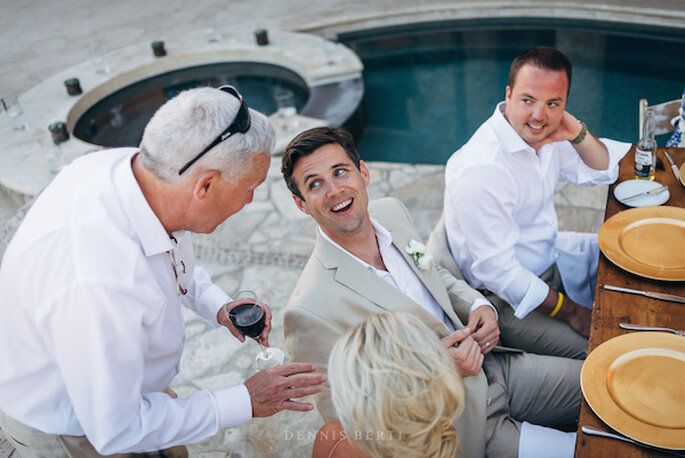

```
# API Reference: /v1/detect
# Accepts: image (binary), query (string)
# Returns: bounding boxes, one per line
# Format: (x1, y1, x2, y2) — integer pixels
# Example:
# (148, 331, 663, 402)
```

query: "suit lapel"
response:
(315, 232, 450, 336)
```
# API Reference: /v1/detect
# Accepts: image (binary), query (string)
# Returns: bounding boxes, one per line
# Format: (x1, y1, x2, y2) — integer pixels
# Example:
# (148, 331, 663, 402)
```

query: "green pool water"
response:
(342, 19, 685, 164)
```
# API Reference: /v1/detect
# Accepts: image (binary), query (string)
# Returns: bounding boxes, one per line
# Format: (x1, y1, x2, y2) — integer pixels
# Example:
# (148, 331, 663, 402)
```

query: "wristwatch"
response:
(571, 121, 587, 145)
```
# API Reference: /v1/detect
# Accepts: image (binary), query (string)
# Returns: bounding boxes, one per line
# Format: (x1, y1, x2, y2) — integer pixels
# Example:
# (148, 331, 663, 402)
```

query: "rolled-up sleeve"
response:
(560, 138, 631, 185)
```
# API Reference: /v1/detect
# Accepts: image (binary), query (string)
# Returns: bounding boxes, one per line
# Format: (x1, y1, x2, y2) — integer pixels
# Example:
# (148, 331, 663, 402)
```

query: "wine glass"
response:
(2, 95, 28, 131)
(48, 142, 67, 174)
(226, 290, 286, 371)
(34, 138, 66, 174)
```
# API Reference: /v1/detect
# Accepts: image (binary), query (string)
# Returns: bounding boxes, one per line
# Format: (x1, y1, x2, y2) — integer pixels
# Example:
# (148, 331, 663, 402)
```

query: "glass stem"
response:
(256, 340, 270, 358)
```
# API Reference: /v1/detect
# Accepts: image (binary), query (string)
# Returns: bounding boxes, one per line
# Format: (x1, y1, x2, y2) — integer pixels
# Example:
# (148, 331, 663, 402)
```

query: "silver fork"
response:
(619, 322, 684, 336)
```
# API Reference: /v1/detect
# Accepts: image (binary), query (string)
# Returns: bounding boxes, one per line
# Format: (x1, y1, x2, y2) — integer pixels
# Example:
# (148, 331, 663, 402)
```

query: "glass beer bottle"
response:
(635, 107, 656, 180)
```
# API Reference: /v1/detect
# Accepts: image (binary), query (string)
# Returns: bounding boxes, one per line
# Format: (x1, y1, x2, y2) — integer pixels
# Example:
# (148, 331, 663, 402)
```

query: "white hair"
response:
(139, 86, 275, 183)
(328, 312, 465, 458)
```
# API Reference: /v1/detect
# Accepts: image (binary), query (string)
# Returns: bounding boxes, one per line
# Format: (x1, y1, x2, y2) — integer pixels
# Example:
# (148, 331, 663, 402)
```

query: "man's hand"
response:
(539, 111, 609, 169)
(466, 305, 500, 355)
(441, 328, 483, 378)
(560, 296, 591, 338)
(245, 363, 326, 417)
(217, 298, 273, 346)
(538, 111, 582, 147)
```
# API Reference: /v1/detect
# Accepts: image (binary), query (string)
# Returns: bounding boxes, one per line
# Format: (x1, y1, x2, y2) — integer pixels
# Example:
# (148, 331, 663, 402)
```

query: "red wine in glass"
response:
(226, 290, 286, 370)
(229, 303, 265, 339)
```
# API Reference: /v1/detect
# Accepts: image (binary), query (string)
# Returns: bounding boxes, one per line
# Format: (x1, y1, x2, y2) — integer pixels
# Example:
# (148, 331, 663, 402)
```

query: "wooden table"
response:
(575, 146, 685, 457)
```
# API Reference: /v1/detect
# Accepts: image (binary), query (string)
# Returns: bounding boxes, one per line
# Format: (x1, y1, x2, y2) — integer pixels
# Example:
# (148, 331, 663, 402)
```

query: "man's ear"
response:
(292, 194, 310, 215)
(505, 85, 512, 101)
(193, 170, 221, 200)
(359, 160, 371, 187)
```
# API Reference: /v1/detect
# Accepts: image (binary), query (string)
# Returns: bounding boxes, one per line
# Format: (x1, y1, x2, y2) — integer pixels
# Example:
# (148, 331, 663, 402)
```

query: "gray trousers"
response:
(485, 264, 589, 359)
(483, 350, 583, 458)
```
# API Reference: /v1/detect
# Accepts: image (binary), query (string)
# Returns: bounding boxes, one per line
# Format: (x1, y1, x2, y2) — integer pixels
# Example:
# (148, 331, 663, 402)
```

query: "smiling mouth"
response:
(331, 198, 353, 213)
(527, 122, 545, 132)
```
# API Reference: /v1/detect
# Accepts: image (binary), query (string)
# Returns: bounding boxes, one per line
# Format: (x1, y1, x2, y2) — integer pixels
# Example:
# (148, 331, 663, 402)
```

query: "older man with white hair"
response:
(0, 86, 325, 457)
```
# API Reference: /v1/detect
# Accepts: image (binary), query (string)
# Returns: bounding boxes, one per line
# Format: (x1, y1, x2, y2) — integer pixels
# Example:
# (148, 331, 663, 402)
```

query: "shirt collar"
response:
(114, 151, 177, 256)
(492, 101, 536, 155)
(317, 218, 392, 272)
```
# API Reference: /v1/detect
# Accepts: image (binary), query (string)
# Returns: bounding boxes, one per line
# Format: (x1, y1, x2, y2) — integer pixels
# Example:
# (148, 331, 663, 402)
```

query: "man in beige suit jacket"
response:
(281, 127, 582, 458)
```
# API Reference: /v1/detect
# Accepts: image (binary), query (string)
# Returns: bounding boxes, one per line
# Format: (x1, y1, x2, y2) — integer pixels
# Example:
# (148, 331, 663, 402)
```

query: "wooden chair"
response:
(639, 97, 682, 136)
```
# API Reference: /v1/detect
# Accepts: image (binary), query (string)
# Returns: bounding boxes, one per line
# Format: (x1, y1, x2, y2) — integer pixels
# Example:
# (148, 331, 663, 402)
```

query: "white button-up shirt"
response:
(0, 148, 251, 454)
(444, 102, 630, 318)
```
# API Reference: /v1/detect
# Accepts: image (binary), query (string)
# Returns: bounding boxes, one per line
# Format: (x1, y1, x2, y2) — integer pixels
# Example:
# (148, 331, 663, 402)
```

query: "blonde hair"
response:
(328, 312, 465, 458)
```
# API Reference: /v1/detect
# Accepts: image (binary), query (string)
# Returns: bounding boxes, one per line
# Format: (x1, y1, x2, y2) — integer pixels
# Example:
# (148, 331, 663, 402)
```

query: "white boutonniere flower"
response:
(405, 239, 433, 271)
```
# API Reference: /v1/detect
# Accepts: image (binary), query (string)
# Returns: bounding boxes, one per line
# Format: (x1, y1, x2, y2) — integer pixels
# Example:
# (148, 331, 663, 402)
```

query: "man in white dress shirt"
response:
(442, 47, 631, 359)
(0, 86, 325, 457)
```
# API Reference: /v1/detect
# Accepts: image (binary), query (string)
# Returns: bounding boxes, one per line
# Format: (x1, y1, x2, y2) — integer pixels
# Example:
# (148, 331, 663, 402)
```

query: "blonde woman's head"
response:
(328, 312, 465, 458)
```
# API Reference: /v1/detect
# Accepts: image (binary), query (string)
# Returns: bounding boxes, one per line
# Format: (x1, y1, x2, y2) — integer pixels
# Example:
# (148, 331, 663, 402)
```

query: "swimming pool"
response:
(72, 62, 308, 147)
(341, 19, 685, 164)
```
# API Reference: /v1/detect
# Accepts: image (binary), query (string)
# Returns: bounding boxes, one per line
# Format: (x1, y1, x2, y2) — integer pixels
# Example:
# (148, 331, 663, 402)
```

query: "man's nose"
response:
(532, 103, 545, 119)
(325, 180, 342, 197)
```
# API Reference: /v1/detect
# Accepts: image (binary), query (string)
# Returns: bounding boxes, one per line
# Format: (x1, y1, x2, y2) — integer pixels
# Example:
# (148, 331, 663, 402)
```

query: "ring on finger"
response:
(485, 341, 491, 348)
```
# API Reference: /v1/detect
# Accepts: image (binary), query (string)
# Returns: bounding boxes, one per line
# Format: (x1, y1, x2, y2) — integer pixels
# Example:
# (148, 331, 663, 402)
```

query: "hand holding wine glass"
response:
(221, 291, 272, 345)
(221, 290, 286, 370)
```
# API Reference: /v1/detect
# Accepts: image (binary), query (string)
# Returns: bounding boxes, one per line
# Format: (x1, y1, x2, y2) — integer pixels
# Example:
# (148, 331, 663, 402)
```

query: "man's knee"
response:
(485, 415, 520, 458)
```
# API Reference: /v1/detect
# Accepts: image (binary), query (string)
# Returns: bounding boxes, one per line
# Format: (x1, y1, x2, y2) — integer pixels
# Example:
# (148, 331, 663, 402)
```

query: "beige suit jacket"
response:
(284, 197, 490, 457)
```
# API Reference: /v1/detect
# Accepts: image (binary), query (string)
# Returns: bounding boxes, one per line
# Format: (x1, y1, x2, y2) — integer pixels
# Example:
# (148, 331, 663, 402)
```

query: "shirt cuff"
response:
(514, 277, 550, 319)
(198, 284, 231, 327)
(601, 138, 632, 165)
(470, 299, 498, 321)
(211, 384, 253, 430)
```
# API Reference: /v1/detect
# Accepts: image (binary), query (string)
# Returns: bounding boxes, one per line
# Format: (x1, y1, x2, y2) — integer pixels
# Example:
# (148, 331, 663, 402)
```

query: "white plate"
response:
(613, 179, 669, 207)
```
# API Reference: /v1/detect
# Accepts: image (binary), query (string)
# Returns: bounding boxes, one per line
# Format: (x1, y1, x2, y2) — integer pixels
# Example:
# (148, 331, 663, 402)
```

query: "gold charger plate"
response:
(680, 162, 685, 187)
(598, 206, 685, 281)
(581, 332, 685, 450)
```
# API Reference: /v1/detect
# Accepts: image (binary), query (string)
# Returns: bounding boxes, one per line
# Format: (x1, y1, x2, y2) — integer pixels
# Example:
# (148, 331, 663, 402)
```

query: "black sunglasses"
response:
(178, 85, 252, 175)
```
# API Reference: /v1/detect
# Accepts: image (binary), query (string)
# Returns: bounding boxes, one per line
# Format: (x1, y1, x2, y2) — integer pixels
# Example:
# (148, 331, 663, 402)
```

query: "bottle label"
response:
(635, 148, 653, 178)
(635, 148, 653, 165)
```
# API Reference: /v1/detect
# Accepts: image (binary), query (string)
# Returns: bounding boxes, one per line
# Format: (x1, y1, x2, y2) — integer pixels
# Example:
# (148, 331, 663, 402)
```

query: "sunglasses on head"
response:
(178, 85, 252, 175)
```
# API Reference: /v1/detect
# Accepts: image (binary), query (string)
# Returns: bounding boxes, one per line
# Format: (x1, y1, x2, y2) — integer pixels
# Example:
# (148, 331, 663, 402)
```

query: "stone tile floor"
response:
(0, 157, 607, 457)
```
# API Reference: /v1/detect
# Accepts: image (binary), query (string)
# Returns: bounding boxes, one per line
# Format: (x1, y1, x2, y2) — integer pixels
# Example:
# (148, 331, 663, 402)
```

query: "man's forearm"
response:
(572, 128, 610, 170)
(537, 287, 562, 315)
(536, 287, 591, 337)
